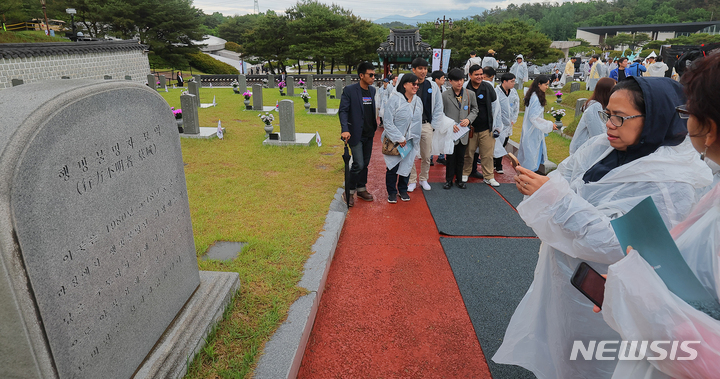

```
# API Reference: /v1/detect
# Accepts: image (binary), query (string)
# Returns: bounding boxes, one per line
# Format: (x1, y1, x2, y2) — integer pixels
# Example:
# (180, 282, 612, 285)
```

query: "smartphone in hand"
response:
(571, 262, 606, 309)
(507, 153, 519, 169)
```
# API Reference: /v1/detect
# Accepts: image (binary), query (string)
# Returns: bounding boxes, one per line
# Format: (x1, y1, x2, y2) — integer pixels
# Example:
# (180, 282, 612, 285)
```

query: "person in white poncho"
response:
(596, 52, 720, 379)
(493, 73, 519, 174)
(492, 76, 713, 379)
(569, 77, 616, 154)
(382, 73, 423, 203)
(517, 75, 557, 172)
(509, 54, 528, 91)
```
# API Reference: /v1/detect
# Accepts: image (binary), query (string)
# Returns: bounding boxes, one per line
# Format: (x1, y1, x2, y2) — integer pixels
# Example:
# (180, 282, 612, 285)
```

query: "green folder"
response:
(610, 196, 720, 319)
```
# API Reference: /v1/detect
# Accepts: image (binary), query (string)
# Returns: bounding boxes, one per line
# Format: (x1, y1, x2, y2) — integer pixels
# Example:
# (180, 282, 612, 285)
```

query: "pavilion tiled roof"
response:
(0, 40, 146, 59)
(377, 29, 432, 58)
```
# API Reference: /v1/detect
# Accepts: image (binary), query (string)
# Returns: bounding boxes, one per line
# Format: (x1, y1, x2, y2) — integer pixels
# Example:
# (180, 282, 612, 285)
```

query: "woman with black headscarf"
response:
(492, 76, 713, 378)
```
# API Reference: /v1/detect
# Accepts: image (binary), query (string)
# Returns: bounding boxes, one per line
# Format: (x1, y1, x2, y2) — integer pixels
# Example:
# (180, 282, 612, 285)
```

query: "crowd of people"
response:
(338, 49, 720, 378)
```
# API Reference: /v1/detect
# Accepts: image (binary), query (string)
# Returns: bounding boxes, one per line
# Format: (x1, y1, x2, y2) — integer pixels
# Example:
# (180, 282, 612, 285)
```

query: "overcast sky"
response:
(193, 0, 554, 21)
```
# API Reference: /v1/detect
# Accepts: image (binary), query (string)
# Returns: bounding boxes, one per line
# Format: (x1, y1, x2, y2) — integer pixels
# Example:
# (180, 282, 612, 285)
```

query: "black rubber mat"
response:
(423, 183, 535, 237)
(493, 183, 526, 209)
(440, 237, 540, 379)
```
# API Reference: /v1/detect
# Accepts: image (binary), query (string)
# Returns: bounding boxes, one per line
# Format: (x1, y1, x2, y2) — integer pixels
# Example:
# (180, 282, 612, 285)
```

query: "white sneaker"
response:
(462, 175, 469, 182)
(484, 178, 500, 187)
(419, 180, 431, 190)
(407, 183, 416, 192)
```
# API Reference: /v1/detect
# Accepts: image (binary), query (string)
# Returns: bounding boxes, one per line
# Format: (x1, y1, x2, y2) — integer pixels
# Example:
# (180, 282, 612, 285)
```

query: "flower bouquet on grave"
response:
(300, 90, 311, 104)
(243, 91, 252, 100)
(171, 107, 182, 119)
(259, 112, 275, 126)
(232, 79, 240, 94)
(298, 78, 306, 88)
(278, 80, 286, 95)
(549, 108, 565, 129)
(555, 91, 563, 103)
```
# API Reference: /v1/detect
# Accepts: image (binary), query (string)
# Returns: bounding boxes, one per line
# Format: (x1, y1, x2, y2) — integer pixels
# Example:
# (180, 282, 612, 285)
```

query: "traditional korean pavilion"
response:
(377, 29, 433, 78)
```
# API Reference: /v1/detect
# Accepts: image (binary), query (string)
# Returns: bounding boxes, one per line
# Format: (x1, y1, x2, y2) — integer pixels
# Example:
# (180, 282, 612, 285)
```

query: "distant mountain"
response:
(373, 8, 486, 26)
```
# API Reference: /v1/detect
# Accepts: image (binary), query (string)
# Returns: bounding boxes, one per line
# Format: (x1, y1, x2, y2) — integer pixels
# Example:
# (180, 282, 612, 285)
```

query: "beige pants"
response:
(409, 122, 434, 183)
(463, 129, 495, 179)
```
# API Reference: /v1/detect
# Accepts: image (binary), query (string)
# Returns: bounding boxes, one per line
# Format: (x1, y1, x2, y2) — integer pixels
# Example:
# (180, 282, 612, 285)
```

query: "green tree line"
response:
(474, 0, 719, 40)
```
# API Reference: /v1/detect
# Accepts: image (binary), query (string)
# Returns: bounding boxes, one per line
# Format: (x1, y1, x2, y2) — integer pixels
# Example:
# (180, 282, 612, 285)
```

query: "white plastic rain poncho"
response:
(493, 77, 714, 379)
(493, 86, 512, 158)
(481, 55, 499, 71)
(492, 136, 712, 379)
(517, 92, 554, 171)
(510, 55, 529, 85)
(569, 100, 606, 154)
(601, 181, 720, 379)
(382, 91, 422, 176)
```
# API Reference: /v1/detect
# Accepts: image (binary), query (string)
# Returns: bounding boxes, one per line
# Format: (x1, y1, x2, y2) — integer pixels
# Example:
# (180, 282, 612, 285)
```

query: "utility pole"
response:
(40, 0, 50, 35)
(435, 16, 453, 71)
(254, 0, 260, 14)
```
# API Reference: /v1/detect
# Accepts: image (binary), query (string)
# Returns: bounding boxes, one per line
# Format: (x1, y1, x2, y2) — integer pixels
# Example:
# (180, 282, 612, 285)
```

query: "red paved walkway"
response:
(298, 131, 515, 378)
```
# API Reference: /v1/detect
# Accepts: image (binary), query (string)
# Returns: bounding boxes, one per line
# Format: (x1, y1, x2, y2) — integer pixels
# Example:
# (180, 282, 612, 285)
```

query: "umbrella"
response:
(343, 140, 351, 208)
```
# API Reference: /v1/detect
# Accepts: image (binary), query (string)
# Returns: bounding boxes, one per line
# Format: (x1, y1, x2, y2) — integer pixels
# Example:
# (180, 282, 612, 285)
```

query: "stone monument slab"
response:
(159, 75, 166, 88)
(267, 73, 275, 88)
(188, 82, 200, 108)
(575, 98, 588, 118)
(181, 94, 200, 134)
(192, 75, 201, 87)
(0, 80, 200, 379)
(306, 75, 313, 90)
(345, 75, 352, 87)
(286, 76, 294, 96)
(253, 84, 263, 111)
(334, 79, 343, 98)
(237, 74, 247, 92)
(147, 74, 156, 89)
(317, 86, 327, 113)
(279, 99, 296, 142)
(570, 82, 580, 93)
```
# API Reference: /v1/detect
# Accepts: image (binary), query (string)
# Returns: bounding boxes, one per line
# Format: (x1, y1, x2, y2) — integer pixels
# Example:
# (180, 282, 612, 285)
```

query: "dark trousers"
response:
(446, 143, 467, 183)
(386, 163, 409, 196)
(349, 134, 374, 192)
(494, 137, 510, 171)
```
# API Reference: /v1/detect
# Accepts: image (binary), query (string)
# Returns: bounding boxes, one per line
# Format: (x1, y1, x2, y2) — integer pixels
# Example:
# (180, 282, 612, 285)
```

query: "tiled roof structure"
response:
(377, 29, 432, 58)
(0, 40, 146, 59)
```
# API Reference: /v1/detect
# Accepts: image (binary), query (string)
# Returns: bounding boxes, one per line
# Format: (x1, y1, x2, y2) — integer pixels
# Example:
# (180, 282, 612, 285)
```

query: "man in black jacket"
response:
(339, 61, 377, 206)
(463, 64, 498, 186)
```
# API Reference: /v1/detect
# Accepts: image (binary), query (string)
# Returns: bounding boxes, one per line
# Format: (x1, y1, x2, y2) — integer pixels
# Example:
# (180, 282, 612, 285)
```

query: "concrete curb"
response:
(254, 188, 348, 379)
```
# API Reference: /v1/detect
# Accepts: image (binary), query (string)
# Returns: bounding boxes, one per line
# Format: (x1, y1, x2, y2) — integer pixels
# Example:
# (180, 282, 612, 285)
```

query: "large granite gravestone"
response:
(345, 75, 352, 87)
(0, 80, 238, 379)
(188, 81, 200, 108)
(237, 74, 247, 92)
(180, 94, 200, 134)
(253, 84, 263, 111)
(192, 75, 201, 87)
(147, 74, 156, 90)
(267, 73, 275, 88)
(306, 74, 313, 90)
(575, 98, 588, 118)
(279, 100, 295, 142)
(334, 79, 343, 99)
(264, 99, 315, 146)
(317, 86, 327, 113)
(286, 76, 294, 96)
(159, 75, 167, 88)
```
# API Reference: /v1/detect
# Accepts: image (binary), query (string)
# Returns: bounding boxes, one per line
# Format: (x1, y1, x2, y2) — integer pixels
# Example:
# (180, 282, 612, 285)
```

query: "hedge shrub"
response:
(186, 52, 239, 74)
(225, 41, 242, 53)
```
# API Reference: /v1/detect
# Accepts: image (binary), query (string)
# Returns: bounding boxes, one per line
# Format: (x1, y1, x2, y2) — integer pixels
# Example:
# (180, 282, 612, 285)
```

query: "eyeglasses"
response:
(675, 105, 691, 120)
(598, 111, 645, 127)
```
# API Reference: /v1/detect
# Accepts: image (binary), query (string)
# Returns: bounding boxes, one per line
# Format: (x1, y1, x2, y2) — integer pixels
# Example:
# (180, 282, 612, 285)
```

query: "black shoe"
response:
(387, 194, 397, 204)
(469, 171, 484, 179)
(456, 181, 467, 189)
(443, 181, 453, 189)
(399, 192, 410, 201)
(436, 157, 446, 165)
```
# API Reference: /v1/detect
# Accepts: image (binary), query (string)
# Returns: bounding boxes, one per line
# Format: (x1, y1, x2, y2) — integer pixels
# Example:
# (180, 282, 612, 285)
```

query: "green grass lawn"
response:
(157, 86, 345, 378)
(0, 30, 68, 43)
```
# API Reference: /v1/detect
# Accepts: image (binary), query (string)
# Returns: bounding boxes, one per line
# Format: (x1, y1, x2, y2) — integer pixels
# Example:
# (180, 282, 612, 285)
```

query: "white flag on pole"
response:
(315, 131, 322, 146)
(212, 95, 216, 106)
(209, 83, 213, 88)
(164, 86, 168, 92)
(217, 120, 223, 139)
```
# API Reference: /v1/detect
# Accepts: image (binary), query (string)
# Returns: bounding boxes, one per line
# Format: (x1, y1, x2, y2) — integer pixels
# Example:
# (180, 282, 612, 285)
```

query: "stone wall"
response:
(0, 40, 150, 90)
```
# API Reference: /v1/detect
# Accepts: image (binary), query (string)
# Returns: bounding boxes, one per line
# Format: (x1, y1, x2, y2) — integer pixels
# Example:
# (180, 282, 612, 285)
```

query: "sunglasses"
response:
(675, 105, 691, 120)
(411, 82, 419, 87)
(364, 73, 375, 77)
